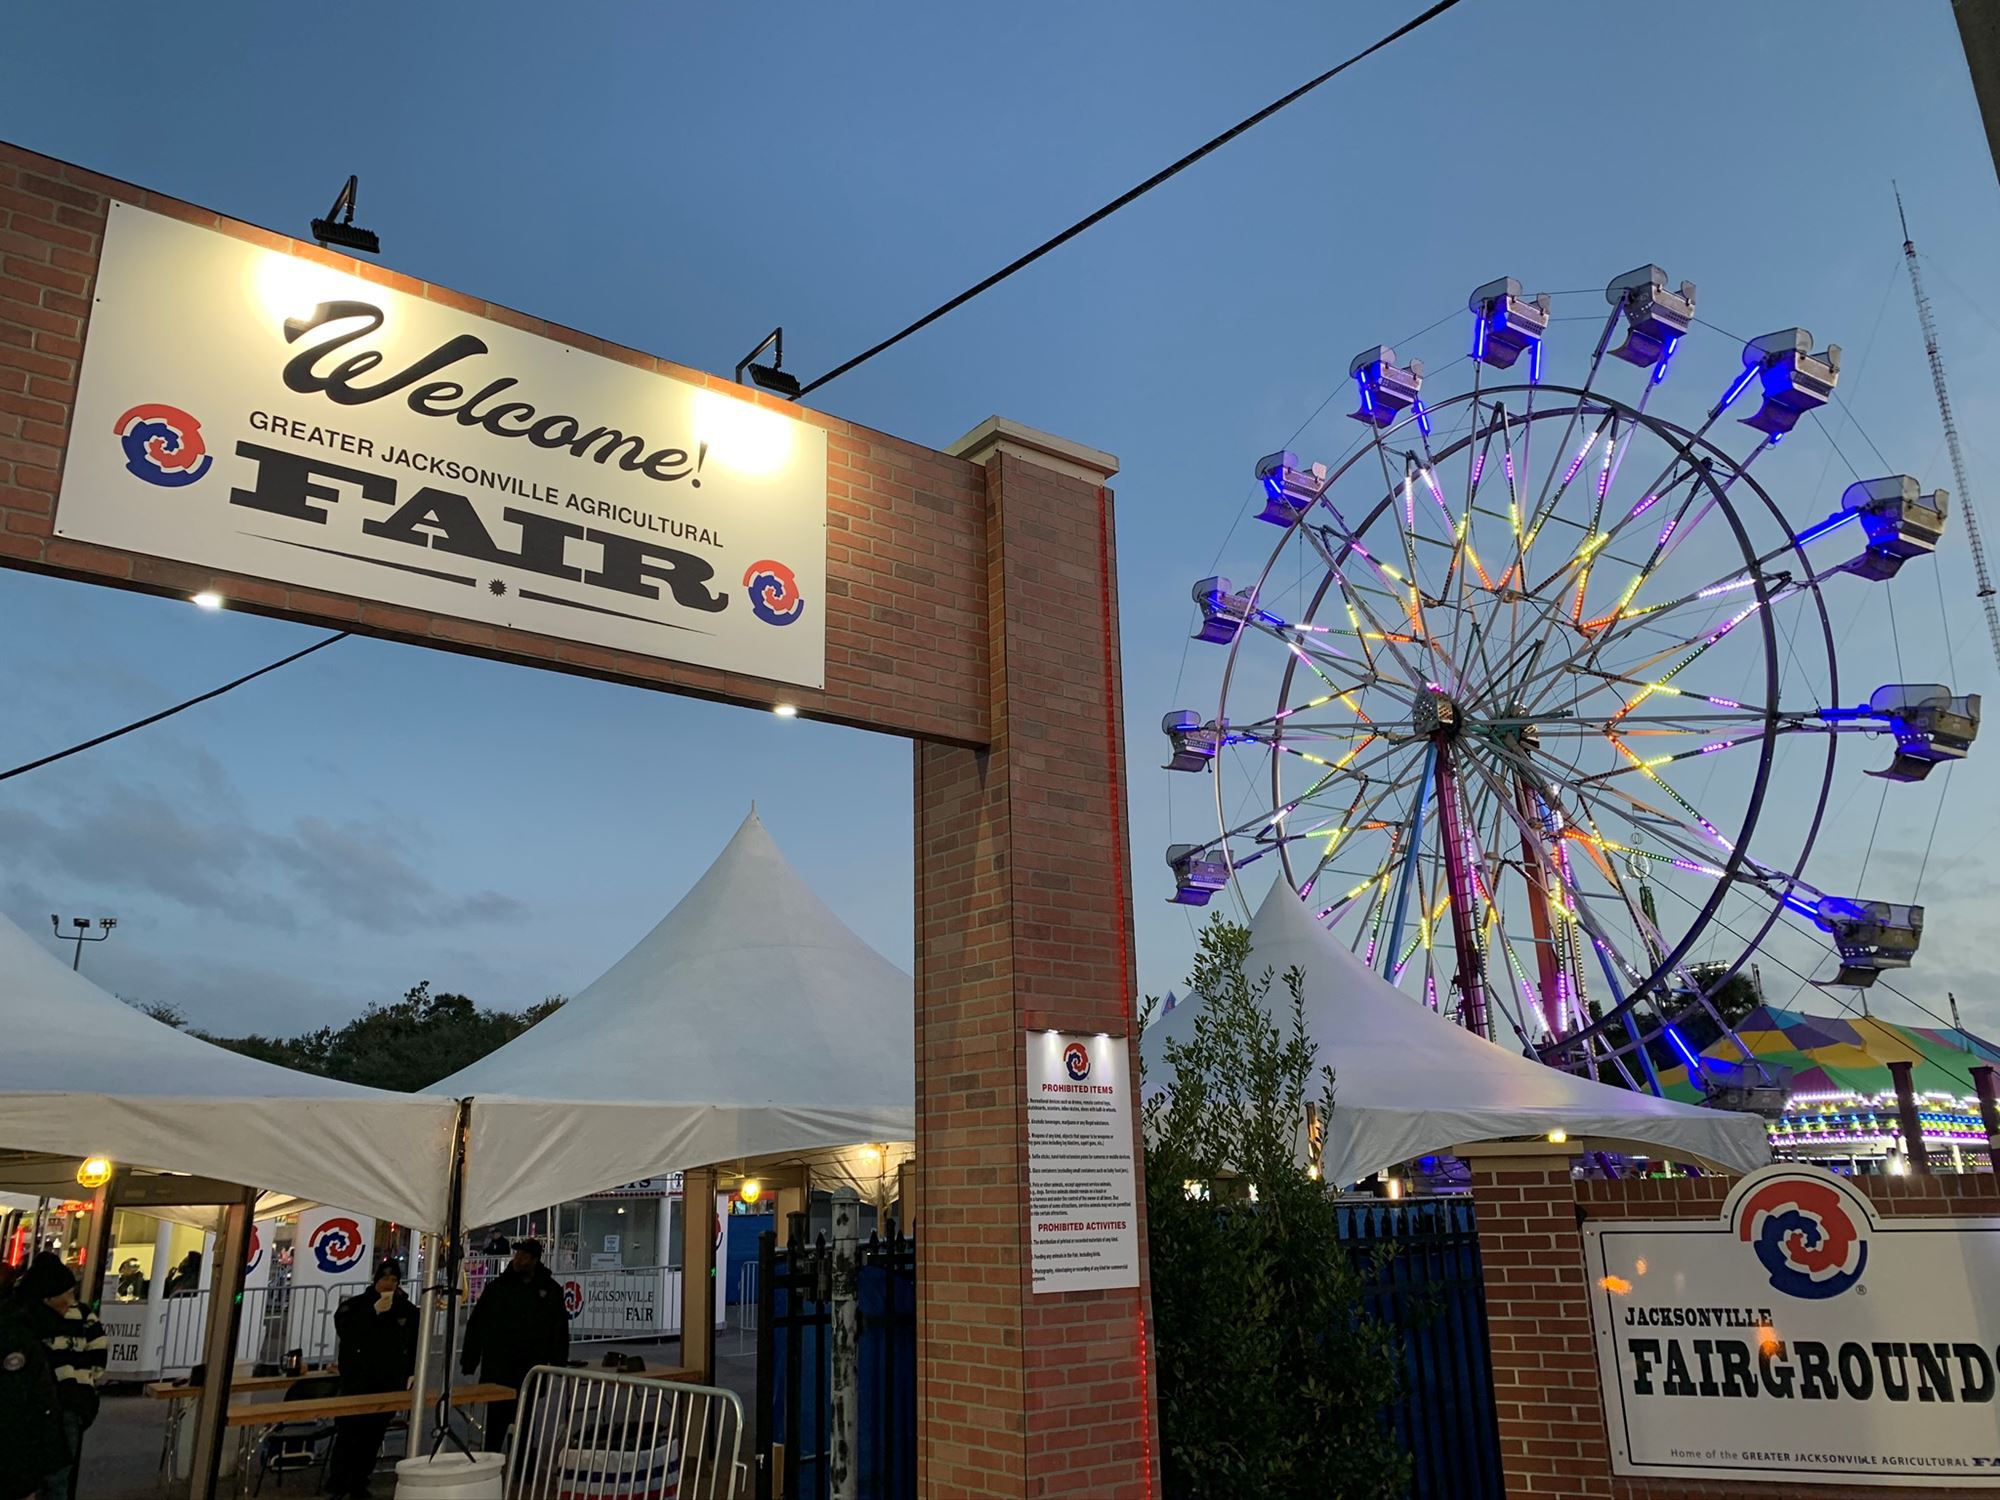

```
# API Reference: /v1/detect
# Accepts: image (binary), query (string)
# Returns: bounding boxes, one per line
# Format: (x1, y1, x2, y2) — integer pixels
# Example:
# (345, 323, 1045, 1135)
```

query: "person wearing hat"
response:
(460, 1238, 568, 1452)
(325, 1258, 420, 1499)
(12, 1251, 106, 1500)
(0, 1280, 69, 1500)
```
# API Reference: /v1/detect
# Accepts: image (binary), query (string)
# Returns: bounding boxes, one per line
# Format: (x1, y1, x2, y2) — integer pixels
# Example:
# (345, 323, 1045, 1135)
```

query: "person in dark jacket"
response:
(324, 1259, 420, 1499)
(459, 1238, 568, 1452)
(15, 1253, 106, 1500)
(163, 1250, 202, 1298)
(0, 1289, 69, 1500)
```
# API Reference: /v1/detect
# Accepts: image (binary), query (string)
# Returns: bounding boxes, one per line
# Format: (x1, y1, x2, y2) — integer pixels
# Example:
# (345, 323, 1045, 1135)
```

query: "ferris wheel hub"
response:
(1412, 690, 1464, 740)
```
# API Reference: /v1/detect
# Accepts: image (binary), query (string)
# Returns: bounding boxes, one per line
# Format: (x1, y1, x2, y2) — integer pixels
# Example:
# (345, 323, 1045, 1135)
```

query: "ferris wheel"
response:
(1162, 267, 1983, 1096)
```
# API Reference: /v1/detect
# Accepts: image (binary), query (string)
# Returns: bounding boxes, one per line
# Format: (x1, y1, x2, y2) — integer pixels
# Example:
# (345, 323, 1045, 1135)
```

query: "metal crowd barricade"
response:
(505, 1365, 747, 1499)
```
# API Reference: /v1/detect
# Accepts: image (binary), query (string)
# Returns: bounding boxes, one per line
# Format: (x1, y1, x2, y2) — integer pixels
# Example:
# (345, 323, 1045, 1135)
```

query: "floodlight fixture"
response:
(735, 327, 803, 400)
(310, 174, 381, 255)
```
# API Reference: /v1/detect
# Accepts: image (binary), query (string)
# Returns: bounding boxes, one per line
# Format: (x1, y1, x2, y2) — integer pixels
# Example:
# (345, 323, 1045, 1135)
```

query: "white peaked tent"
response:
(438, 808, 914, 1226)
(0, 912, 457, 1227)
(1141, 883, 1771, 1184)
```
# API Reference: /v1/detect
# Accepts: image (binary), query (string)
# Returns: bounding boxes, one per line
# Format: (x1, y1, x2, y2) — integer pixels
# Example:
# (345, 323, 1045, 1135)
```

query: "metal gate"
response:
(1338, 1197, 1502, 1500)
(753, 1222, 915, 1500)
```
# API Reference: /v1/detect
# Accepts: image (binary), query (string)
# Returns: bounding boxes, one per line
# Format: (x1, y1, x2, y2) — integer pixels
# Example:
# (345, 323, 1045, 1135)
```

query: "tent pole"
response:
(188, 1184, 258, 1500)
(429, 1098, 474, 1456)
(407, 1230, 437, 1442)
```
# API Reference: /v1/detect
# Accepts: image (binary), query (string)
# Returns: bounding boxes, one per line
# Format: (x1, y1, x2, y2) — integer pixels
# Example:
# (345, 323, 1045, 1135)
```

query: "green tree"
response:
(1143, 918, 1407, 1499)
(203, 982, 564, 1091)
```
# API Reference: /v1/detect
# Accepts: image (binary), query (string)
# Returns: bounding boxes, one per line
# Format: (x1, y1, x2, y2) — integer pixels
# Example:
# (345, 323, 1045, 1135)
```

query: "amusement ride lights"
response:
(1163, 266, 1981, 1099)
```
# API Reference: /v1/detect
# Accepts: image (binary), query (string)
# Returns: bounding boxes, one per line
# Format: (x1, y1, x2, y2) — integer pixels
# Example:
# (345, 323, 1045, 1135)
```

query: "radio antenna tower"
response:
(1897, 184, 2000, 675)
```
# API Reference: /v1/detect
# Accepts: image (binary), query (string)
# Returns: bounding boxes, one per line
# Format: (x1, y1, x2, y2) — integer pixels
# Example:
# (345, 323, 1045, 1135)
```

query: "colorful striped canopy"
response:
(1658, 1005, 2000, 1103)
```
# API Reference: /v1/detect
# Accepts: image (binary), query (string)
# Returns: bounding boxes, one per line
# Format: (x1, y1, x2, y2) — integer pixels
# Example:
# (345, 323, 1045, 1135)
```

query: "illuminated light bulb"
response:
(773, 703, 799, 718)
(191, 592, 224, 611)
(1547, 1128, 1569, 1145)
(76, 1157, 113, 1190)
(738, 1179, 763, 1204)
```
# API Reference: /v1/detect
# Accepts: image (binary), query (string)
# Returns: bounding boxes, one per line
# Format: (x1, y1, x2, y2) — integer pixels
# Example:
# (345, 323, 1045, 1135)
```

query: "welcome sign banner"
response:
(56, 203, 828, 689)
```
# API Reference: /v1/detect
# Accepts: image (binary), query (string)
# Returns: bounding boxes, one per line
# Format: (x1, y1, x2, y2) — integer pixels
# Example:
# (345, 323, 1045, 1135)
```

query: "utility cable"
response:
(794, 0, 1470, 399)
(0, 631, 350, 784)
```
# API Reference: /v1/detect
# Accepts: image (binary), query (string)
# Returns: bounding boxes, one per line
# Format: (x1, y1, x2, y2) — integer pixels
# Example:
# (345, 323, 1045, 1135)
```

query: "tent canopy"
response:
(0, 913, 457, 1228)
(1659, 1005, 2000, 1102)
(438, 809, 914, 1225)
(1141, 884, 1771, 1183)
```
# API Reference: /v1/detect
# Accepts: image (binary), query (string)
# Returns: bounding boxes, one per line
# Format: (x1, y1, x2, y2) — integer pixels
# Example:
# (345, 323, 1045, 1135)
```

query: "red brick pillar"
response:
(914, 421, 1157, 1498)
(1463, 1146, 1611, 1498)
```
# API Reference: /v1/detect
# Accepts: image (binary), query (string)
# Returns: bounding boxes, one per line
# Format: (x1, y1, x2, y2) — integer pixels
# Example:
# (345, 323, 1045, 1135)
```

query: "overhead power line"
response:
(794, 0, 1470, 399)
(0, 631, 350, 784)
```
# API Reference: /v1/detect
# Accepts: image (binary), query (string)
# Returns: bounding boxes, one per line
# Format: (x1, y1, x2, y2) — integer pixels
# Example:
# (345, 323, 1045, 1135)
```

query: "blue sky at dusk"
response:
(5, 2, 2000, 1041)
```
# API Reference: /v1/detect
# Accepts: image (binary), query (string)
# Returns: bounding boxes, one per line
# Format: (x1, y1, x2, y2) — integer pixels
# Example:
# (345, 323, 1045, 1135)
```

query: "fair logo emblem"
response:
(1733, 1173, 1869, 1300)
(113, 403, 212, 487)
(245, 1223, 264, 1273)
(743, 559, 805, 626)
(561, 1280, 584, 1319)
(307, 1216, 367, 1275)
(1063, 1042, 1091, 1083)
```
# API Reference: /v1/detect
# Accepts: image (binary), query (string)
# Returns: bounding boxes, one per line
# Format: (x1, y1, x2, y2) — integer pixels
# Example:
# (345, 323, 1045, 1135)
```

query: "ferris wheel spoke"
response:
(1455, 747, 1656, 1030)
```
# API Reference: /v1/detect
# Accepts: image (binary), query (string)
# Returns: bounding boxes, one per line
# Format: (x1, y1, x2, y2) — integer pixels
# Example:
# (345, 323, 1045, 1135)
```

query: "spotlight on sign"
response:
(309, 174, 380, 256)
(76, 1157, 113, 1190)
(191, 592, 224, 611)
(735, 327, 804, 400)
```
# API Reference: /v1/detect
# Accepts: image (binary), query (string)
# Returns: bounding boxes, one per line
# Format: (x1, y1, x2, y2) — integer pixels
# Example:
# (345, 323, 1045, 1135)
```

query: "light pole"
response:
(50, 914, 116, 971)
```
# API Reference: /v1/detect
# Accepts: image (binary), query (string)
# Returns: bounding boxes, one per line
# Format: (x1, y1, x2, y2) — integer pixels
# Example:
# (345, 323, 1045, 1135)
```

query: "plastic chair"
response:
(253, 1374, 343, 1494)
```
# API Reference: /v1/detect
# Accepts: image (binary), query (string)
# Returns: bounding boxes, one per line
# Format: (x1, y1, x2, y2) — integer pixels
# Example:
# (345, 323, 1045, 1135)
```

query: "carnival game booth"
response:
(436, 808, 915, 1374)
(1657, 1003, 2000, 1171)
(1141, 883, 1773, 1184)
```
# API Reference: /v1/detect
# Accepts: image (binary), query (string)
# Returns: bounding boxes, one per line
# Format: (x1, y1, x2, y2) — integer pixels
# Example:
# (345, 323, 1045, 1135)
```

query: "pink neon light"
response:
(1658, 516, 1679, 547)
(1504, 451, 1516, 484)
(1627, 492, 1659, 520)
(1471, 453, 1487, 487)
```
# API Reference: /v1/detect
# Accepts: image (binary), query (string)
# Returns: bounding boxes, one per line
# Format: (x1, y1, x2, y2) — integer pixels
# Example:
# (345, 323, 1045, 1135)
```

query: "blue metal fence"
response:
(755, 1225, 915, 1500)
(1337, 1197, 1502, 1500)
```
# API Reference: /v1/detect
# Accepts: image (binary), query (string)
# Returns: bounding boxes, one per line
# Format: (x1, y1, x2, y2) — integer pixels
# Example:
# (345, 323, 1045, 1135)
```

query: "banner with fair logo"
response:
(1586, 1164, 2000, 1486)
(285, 1208, 374, 1361)
(57, 203, 827, 689)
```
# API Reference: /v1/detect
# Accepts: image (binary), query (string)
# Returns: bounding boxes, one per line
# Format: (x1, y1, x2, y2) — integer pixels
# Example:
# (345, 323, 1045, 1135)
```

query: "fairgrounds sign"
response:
(55, 203, 827, 689)
(1586, 1164, 2000, 1486)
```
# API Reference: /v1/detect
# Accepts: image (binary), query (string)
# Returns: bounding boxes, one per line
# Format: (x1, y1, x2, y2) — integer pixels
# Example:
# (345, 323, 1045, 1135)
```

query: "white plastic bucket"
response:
(393, 1450, 505, 1498)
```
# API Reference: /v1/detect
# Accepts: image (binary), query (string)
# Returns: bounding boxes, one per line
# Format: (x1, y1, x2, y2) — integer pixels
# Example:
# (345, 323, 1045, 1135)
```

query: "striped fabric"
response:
(44, 1303, 108, 1412)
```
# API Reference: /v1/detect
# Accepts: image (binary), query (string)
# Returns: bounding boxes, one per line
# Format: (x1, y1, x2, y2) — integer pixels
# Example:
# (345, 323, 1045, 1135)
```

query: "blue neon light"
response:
(1529, 337, 1543, 385)
(1718, 363, 1758, 411)
(1793, 509, 1861, 547)
(1413, 397, 1431, 438)
(1782, 893, 1819, 920)
(1767, 431, 1784, 447)
(1651, 334, 1680, 386)
(1471, 313, 1488, 362)
(1664, 1024, 1704, 1075)
(1355, 372, 1376, 413)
